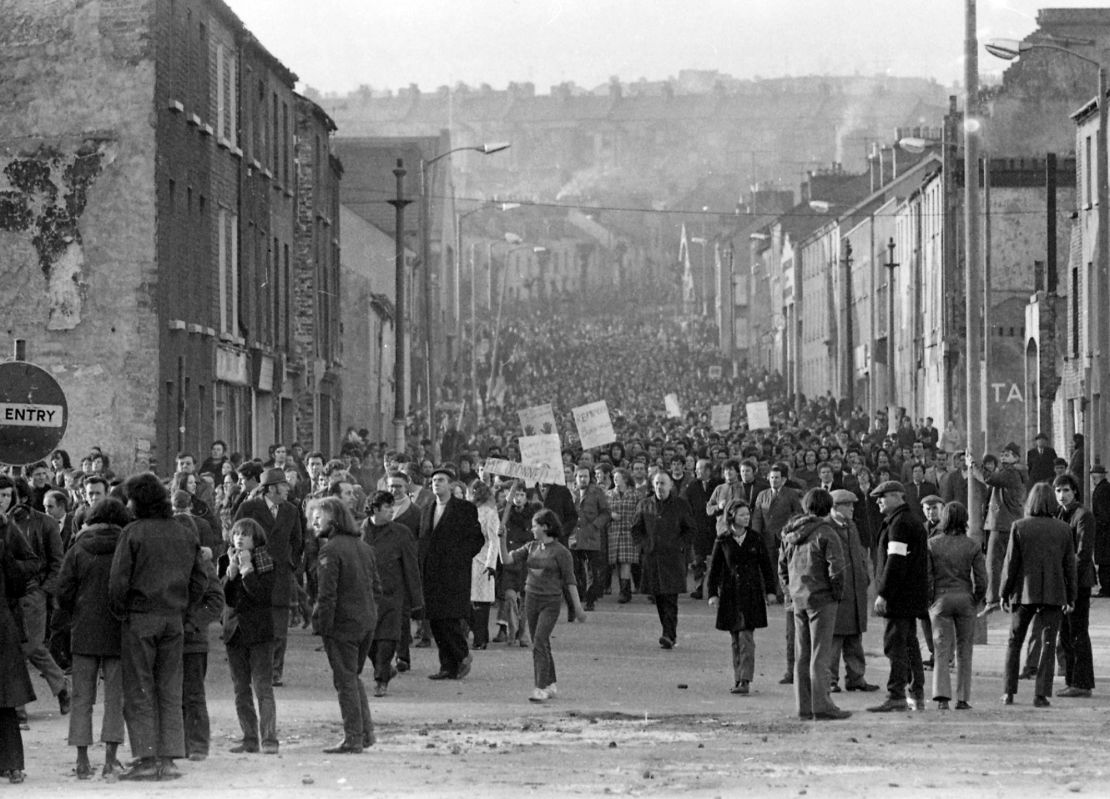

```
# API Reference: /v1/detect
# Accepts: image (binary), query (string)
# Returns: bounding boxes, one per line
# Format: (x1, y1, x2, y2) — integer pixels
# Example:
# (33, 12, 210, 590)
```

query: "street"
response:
(14, 592, 1110, 797)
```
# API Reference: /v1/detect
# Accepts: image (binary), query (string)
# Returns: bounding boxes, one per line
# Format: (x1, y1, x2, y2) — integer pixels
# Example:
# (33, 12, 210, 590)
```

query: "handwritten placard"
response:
(664, 393, 683, 419)
(711, 403, 732, 431)
(572, 400, 616, 450)
(518, 403, 558, 436)
(518, 433, 566, 485)
(483, 458, 561, 487)
(745, 400, 771, 431)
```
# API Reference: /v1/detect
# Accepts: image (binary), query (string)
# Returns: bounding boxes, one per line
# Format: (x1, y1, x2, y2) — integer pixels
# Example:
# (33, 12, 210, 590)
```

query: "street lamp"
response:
(420, 142, 510, 459)
(986, 36, 1107, 481)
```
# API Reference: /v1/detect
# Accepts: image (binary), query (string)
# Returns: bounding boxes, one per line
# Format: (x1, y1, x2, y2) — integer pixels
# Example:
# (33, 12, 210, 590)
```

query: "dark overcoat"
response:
(362, 519, 422, 641)
(0, 533, 36, 708)
(314, 531, 382, 642)
(1091, 480, 1110, 567)
(875, 503, 929, 619)
(54, 522, 122, 656)
(419, 496, 483, 619)
(234, 497, 304, 606)
(705, 530, 775, 631)
(830, 518, 869, 636)
(630, 493, 696, 595)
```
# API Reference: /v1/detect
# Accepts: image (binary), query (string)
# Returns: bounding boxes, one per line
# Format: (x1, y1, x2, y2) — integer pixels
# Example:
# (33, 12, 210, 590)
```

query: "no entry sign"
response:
(0, 361, 68, 465)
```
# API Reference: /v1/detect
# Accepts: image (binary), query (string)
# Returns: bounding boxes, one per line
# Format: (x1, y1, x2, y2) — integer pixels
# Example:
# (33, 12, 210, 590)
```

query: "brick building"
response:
(0, 0, 342, 472)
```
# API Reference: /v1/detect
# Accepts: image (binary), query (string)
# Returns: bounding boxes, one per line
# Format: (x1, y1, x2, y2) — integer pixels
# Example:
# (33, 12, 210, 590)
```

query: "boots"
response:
(618, 579, 632, 604)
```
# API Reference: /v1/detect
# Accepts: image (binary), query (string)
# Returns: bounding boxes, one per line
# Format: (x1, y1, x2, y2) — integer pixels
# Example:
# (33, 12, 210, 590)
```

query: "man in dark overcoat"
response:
(419, 467, 483, 680)
(631, 472, 696, 649)
(1091, 463, 1110, 595)
(234, 468, 304, 686)
(827, 490, 878, 692)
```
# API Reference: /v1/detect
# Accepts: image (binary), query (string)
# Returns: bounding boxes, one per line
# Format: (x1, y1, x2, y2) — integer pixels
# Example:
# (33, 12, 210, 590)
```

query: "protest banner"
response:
(518, 403, 558, 436)
(707, 365, 723, 379)
(518, 433, 565, 485)
(483, 458, 561, 487)
(664, 393, 683, 419)
(711, 403, 732, 431)
(745, 400, 771, 430)
(572, 400, 616, 450)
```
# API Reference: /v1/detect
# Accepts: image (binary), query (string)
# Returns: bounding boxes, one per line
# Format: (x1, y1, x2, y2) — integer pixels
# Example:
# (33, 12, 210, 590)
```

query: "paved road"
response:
(15, 590, 1110, 796)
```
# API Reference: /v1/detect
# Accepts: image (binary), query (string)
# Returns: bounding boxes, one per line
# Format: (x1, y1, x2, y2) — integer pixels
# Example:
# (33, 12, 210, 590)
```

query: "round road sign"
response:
(0, 361, 68, 466)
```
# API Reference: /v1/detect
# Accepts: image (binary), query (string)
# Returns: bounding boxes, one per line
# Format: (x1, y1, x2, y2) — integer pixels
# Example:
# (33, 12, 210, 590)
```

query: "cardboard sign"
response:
(745, 400, 771, 431)
(518, 403, 558, 436)
(711, 403, 732, 431)
(518, 434, 565, 485)
(572, 400, 616, 450)
(664, 393, 683, 419)
(483, 458, 561, 488)
(887, 405, 901, 436)
(707, 365, 723, 379)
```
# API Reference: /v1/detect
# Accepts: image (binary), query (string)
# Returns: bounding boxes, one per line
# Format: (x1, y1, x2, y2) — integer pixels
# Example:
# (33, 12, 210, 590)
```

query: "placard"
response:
(745, 400, 771, 431)
(711, 403, 732, 431)
(707, 365, 723, 379)
(664, 393, 683, 419)
(518, 403, 557, 436)
(572, 400, 616, 450)
(483, 458, 561, 488)
(518, 433, 565, 485)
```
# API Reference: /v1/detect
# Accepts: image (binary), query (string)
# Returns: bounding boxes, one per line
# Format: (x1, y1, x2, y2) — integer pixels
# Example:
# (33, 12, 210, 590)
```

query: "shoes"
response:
(230, 742, 259, 753)
(261, 742, 279, 755)
(730, 681, 750, 695)
(374, 681, 388, 698)
(186, 753, 207, 762)
(428, 671, 453, 680)
(272, 680, 284, 688)
(689, 589, 704, 600)
(955, 701, 972, 710)
(518, 639, 530, 647)
(415, 638, 432, 648)
(584, 601, 595, 612)
(922, 658, 935, 670)
(75, 760, 93, 780)
(545, 683, 557, 698)
(456, 655, 473, 679)
(778, 673, 794, 685)
(492, 629, 508, 644)
(829, 682, 841, 693)
(363, 730, 376, 747)
(395, 659, 410, 673)
(1001, 693, 1014, 705)
(1033, 695, 1051, 708)
(119, 758, 160, 781)
(5, 770, 24, 784)
(867, 699, 908, 713)
(471, 642, 487, 650)
(57, 688, 71, 715)
(528, 687, 550, 703)
(157, 759, 182, 780)
(323, 741, 363, 754)
(813, 708, 852, 720)
(658, 636, 675, 650)
(102, 759, 123, 778)
(1057, 686, 1092, 698)
(846, 682, 880, 692)
(15, 709, 28, 731)
(907, 695, 926, 712)
(936, 700, 950, 710)
(977, 602, 1000, 618)
(797, 713, 813, 721)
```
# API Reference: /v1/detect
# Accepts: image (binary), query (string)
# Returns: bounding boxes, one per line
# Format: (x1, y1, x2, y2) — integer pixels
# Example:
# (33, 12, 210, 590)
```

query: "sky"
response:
(225, 0, 1104, 95)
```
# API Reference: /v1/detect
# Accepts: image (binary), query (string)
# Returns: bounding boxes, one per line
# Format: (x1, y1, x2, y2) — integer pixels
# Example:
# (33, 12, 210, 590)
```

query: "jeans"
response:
(323, 634, 374, 748)
(654, 593, 678, 642)
(573, 549, 605, 605)
(397, 606, 412, 664)
(20, 588, 67, 696)
(120, 613, 186, 760)
(929, 592, 976, 702)
(498, 589, 529, 644)
(272, 607, 289, 683)
(784, 608, 796, 674)
(883, 616, 924, 701)
(730, 629, 755, 683)
(68, 655, 124, 746)
(226, 640, 277, 748)
(525, 593, 561, 689)
(1059, 591, 1094, 690)
(794, 603, 838, 716)
(429, 618, 469, 675)
(919, 615, 934, 656)
(829, 634, 867, 687)
(984, 528, 1009, 605)
(182, 652, 210, 757)
(1004, 604, 1062, 697)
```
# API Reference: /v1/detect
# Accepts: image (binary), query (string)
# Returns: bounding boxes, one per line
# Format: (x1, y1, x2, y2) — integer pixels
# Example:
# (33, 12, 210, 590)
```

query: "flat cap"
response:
(1092, 463, 1107, 475)
(870, 480, 906, 497)
(920, 494, 943, 506)
(1002, 441, 1021, 457)
(830, 489, 858, 505)
(260, 467, 288, 488)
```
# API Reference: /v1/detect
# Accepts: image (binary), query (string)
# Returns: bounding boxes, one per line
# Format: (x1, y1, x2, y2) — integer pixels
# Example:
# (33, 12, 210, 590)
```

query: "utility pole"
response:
(965, 0, 984, 544)
(388, 160, 411, 455)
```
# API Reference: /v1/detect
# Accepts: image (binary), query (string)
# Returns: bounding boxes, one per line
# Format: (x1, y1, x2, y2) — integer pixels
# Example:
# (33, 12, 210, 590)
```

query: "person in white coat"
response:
(468, 480, 501, 649)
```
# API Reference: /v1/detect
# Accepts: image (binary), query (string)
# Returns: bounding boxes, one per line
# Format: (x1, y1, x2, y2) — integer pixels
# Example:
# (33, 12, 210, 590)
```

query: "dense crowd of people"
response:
(1, 290, 1107, 781)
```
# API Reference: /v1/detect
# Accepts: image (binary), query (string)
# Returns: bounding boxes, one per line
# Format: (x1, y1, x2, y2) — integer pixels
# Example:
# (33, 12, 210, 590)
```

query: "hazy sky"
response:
(226, 0, 1100, 95)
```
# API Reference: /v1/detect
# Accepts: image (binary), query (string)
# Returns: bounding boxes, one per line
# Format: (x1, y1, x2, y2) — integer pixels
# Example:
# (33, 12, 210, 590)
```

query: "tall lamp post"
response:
(420, 141, 510, 458)
(388, 160, 412, 454)
(986, 36, 1107, 481)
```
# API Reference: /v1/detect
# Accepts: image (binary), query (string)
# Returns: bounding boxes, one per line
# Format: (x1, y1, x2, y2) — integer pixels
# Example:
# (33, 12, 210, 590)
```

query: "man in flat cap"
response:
(918, 493, 945, 669)
(827, 490, 878, 693)
(867, 481, 928, 712)
(967, 444, 1028, 616)
(234, 467, 304, 686)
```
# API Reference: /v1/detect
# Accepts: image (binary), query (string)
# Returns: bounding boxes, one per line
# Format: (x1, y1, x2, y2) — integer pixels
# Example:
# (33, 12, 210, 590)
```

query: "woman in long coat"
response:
(468, 480, 501, 649)
(0, 511, 39, 784)
(706, 500, 777, 694)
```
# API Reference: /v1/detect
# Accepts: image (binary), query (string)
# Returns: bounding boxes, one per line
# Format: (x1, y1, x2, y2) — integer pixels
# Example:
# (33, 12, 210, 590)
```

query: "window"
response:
(1085, 135, 1093, 206)
(272, 92, 280, 175)
(218, 209, 239, 336)
(1073, 265, 1080, 356)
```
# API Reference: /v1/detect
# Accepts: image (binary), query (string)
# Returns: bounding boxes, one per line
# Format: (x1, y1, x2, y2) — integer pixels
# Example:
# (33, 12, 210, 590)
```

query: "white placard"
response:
(745, 400, 771, 431)
(518, 434, 565, 485)
(664, 393, 683, 419)
(711, 403, 732, 432)
(707, 365, 723, 379)
(572, 400, 616, 450)
(483, 458, 561, 488)
(518, 403, 558, 436)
